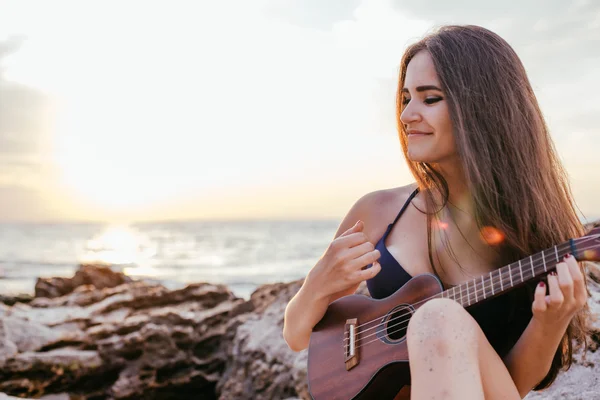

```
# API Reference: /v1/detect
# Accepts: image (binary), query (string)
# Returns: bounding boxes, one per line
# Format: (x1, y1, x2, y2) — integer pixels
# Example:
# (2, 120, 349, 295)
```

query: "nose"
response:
(399, 100, 422, 126)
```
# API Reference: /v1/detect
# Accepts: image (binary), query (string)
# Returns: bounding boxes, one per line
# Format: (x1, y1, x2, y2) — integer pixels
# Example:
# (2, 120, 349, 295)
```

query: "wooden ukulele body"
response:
(307, 226, 600, 399)
(307, 274, 443, 400)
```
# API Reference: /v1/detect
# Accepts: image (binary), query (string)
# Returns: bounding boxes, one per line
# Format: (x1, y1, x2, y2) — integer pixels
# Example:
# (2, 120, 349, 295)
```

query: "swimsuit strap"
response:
(390, 187, 420, 227)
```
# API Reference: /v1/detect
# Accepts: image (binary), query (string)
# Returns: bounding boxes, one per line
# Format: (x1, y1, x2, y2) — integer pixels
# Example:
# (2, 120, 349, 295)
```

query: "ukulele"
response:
(307, 225, 600, 400)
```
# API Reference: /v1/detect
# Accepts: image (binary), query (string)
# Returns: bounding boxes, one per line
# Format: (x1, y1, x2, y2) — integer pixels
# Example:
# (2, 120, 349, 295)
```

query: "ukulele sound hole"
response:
(385, 305, 413, 341)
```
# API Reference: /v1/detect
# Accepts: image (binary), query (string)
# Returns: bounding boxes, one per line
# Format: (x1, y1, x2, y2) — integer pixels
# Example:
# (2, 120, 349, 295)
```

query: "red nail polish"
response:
(565, 253, 571, 259)
(539, 281, 545, 288)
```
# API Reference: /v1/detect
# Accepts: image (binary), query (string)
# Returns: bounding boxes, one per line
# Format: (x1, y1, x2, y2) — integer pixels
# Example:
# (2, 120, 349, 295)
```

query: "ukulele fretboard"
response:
(440, 241, 575, 307)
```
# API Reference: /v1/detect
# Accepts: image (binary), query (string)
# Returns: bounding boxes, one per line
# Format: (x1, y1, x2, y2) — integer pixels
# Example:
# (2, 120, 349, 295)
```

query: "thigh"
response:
(407, 298, 521, 400)
(401, 344, 520, 400)
(476, 324, 521, 400)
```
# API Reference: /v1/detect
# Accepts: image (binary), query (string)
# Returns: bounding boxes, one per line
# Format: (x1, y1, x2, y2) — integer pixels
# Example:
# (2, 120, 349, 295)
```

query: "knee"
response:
(406, 298, 477, 353)
(408, 298, 466, 331)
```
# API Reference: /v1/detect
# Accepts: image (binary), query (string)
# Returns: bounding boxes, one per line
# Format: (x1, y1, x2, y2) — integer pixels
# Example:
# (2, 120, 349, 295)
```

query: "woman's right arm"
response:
(282, 196, 382, 352)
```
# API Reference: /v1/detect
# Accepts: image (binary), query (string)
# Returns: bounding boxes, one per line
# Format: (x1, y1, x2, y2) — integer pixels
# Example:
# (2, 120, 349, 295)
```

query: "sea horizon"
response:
(2, 214, 598, 300)
(0, 219, 341, 299)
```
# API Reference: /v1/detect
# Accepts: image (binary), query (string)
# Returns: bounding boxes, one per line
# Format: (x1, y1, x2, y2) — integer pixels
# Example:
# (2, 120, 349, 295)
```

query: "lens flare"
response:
(583, 249, 599, 261)
(437, 220, 449, 230)
(480, 226, 505, 245)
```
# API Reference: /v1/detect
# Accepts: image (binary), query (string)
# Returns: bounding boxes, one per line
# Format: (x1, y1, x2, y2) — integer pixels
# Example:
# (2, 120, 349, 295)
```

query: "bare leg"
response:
(408, 298, 493, 399)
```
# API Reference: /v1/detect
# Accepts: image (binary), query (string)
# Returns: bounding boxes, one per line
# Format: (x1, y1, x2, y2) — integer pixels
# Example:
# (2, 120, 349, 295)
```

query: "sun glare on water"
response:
(81, 225, 159, 278)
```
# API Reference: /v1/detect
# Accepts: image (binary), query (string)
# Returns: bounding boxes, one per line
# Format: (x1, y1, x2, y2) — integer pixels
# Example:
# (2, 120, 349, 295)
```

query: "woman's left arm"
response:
(503, 254, 588, 398)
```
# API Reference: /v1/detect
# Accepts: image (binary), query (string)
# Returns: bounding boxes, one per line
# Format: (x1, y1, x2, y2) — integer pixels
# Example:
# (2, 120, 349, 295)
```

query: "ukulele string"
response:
(342, 240, 598, 350)
(344, 238, 595, 336)
(343, 240, 598, 352)
(343, 239, 589, 348)
(344, 240, 578, 337)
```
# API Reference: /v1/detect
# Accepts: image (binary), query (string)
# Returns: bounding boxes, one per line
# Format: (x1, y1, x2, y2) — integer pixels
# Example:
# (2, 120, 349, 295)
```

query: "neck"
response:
(432, 159, 473, 217)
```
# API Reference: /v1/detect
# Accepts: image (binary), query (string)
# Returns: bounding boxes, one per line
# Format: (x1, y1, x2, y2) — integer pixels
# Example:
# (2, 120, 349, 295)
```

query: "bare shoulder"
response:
(334, 183, 418, 241)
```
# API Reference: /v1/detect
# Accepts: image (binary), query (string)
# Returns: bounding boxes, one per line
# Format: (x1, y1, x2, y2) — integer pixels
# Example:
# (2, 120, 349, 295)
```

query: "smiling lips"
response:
(407, 129, 433, 136)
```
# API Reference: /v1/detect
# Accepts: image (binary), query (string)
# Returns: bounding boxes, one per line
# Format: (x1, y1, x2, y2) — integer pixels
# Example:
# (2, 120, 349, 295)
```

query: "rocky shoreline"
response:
(0, 260, 599, 399)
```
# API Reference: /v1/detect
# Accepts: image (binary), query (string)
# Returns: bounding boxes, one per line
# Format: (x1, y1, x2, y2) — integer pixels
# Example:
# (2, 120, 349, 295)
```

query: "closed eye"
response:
(425, 97, 443, 105)
(402, 97, 443, 107)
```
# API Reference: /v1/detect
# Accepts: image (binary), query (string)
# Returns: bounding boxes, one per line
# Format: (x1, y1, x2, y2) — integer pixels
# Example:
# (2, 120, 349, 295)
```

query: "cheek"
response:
(426, 105, 452, 135)
(430, 107, 454, 137)
(427, 106, 456, 154)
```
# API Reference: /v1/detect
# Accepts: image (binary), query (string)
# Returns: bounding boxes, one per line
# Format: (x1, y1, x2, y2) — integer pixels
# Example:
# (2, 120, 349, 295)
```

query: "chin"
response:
(407, 143, 455, 164)
(406, 148, 435, 163)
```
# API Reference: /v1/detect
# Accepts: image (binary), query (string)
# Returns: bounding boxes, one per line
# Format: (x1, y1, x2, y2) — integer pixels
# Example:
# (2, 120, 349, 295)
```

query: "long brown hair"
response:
(395, 25, 590, 389)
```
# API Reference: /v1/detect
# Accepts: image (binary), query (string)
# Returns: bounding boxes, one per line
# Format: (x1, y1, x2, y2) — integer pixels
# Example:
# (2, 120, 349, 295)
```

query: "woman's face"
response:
(400, 51, 456, 164)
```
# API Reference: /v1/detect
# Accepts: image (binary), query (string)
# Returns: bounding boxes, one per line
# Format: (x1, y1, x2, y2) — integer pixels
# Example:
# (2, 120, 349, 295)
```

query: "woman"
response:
(283, 25, 590, 399)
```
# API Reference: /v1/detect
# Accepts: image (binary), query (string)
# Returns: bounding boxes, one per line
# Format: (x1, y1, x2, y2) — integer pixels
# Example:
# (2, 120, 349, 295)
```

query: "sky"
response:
(0, 0, 598, 223)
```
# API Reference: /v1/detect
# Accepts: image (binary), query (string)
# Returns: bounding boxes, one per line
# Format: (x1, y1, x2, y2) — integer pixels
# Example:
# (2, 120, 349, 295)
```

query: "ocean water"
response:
(2, 216, 597, 300)
(0, 220, 339, 299)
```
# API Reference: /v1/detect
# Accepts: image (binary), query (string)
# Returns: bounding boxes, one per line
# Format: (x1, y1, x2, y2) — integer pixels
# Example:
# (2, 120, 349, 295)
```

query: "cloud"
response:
(345, 0, 600, 148)
(0, 35, 25, 61)
(0, 0, 597, 221)
(0, 37, 53, 190)
(0, 81, 49, 154)
(388, 0, 600, 80)
(0, 185, 50, 221)
(264, 0, 363, 30)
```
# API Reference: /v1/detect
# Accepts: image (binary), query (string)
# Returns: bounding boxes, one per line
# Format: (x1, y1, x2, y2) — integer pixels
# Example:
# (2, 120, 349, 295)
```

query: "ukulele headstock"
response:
(574, 224, 600, 262)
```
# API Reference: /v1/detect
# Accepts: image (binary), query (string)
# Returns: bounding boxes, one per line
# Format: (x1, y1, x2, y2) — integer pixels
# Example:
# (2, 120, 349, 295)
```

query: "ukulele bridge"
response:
(344, 318, 359, 371)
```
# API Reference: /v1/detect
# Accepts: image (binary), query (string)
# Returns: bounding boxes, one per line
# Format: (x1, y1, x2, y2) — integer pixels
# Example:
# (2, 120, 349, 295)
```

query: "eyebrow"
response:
(401, 85, 443, 93)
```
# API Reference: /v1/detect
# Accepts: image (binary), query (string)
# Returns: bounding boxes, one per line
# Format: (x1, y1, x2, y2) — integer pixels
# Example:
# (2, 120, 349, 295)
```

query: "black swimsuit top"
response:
(366, 187, 533, 358)
(366, 188, 419, 300)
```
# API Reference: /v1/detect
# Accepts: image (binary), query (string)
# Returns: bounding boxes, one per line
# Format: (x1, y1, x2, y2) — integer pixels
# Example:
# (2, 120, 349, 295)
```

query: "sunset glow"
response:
(0, 1, 598, 222)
